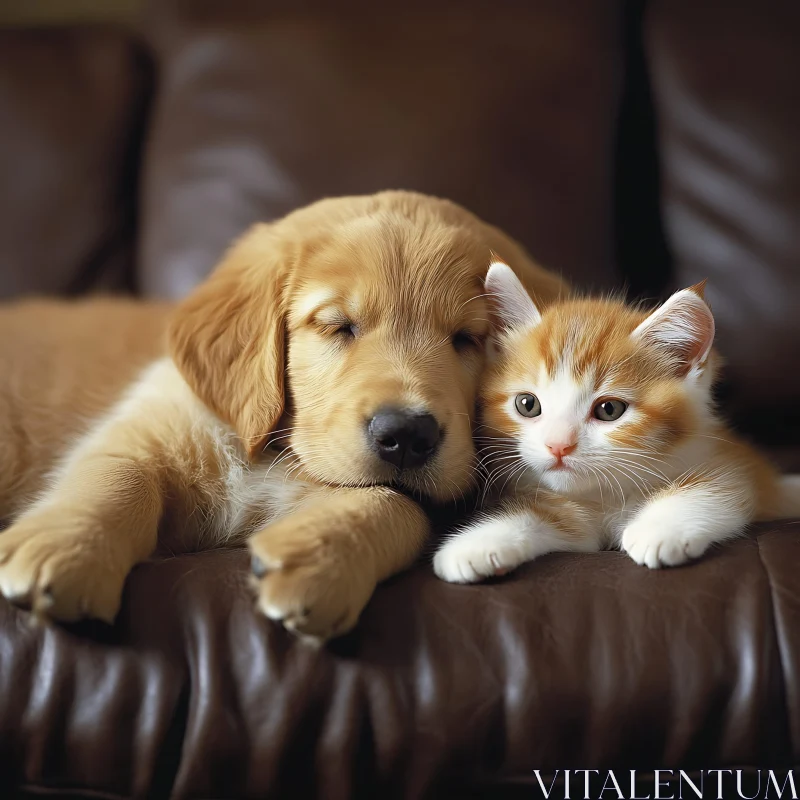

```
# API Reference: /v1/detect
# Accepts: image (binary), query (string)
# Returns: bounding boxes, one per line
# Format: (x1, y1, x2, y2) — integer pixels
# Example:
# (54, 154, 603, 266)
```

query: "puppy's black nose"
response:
(368, 408, 441, 469)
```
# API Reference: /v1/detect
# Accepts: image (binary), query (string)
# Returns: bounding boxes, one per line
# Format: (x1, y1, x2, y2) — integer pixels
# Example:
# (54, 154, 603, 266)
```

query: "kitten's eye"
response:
(452, 330, 483, 352)
(593, 399, 627, 421)
(514, 393, 541, 418)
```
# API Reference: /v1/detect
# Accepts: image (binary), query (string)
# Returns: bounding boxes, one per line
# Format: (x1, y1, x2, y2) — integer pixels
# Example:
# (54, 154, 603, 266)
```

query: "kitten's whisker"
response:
(692, 433, 735, 445)
(513, 463, 533, 495)
(598, 464, 627, 508)
(504, 463, 530, 496)
(593, 463, 620, 507)
(533, 470, 547, 506)
(610, 448, 672, 467)
(481, 453, 523, 467)
(610, 457, 671, 485)
(482, 463, 514, 504)
(583, 463, 607, 509)
(498, 460, 528, 499)
(479, 463, 507, 499)
(475, 423, 516, 436)
(605, 462, 648, 498)
(477, 444, 517, 456)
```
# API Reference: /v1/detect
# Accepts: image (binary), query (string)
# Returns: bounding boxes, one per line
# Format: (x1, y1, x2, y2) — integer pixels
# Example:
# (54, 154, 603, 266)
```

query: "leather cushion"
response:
(3, 525, 798, 798)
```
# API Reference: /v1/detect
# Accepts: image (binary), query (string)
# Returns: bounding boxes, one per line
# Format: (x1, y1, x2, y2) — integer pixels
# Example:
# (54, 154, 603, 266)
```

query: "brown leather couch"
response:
(1, 1, 799, 797)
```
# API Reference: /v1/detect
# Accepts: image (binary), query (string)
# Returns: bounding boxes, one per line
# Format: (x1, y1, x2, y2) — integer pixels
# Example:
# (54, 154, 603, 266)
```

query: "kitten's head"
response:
(480, 263, 717, 496)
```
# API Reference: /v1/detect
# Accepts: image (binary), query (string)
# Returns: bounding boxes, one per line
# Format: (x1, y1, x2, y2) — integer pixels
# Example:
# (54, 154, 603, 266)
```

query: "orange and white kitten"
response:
(434, 263, 800, 583)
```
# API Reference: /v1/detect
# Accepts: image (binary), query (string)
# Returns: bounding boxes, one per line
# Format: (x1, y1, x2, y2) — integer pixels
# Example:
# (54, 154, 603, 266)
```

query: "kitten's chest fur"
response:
(549, 437, 718, 545)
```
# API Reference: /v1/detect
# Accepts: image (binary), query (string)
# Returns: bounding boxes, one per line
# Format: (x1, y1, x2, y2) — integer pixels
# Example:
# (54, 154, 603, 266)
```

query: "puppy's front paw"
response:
(0, 513, 127, 623)
(433, 517, 533, 584)
(622, 516, 709, 569)
(248, 519, 375, 642)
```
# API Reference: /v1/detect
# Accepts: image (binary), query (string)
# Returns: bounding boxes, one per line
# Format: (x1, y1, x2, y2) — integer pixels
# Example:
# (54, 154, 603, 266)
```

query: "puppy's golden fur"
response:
(0, 191, 565, 639)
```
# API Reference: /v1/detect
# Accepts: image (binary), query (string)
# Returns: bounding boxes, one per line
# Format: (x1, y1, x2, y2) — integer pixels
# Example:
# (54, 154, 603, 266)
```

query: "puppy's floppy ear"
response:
(168, 223, 291, 459)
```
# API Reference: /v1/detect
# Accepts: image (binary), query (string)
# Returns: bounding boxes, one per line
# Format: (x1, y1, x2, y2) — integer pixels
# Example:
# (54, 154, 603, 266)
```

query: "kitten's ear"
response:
(631, 284, 715, 374)
(485, 262, 542, 330)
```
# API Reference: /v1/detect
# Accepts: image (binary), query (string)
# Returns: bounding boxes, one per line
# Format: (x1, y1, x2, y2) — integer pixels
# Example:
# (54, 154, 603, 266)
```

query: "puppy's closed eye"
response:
(324, 321, 359, 340)
(452, 330, 485, 353)
(310, 306, 359, 341)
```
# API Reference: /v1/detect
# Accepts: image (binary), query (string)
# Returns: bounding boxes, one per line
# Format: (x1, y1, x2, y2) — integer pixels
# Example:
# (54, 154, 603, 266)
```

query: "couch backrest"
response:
(138, 0, 626, 299)
(0, 28, 149, 298)
(1, 1, 798, 444)
(646, 0, 800, 441)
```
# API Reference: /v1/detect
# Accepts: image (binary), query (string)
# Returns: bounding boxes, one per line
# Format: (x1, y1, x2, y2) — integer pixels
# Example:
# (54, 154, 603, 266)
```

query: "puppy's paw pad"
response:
(0, 520, 124, 622)
(249, 527, 371, 642)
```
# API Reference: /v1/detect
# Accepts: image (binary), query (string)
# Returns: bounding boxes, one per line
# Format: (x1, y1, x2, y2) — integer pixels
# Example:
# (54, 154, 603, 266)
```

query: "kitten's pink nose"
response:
(546, 440, 577, 459)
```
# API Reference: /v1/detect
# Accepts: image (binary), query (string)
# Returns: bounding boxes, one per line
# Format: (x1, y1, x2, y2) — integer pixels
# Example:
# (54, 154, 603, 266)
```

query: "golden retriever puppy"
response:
(0, 191, 565, 640)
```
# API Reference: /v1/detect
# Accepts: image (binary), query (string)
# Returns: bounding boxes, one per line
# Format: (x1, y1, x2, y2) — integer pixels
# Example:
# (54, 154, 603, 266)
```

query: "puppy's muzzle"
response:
(367, 408, 441, 470)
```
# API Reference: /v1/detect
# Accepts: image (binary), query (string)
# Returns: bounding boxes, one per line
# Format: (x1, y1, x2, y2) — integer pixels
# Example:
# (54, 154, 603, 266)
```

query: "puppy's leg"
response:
(0, 451, 161, 622)
(0, 360, 203, 623)
(249, 486, 429, 640)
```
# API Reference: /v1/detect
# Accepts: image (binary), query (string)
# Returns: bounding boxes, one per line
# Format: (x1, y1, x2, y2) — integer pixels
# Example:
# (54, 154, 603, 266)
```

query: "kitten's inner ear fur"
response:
(631, 283, 715, 375)
(485, 262, 542, 331)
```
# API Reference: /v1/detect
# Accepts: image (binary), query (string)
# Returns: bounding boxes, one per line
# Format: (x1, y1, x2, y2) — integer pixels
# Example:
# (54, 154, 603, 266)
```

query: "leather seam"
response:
(754, 532, 794, 756)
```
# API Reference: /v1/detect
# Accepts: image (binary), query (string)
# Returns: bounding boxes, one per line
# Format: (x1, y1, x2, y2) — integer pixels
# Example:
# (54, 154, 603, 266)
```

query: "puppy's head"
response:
(169, 192, 565, 502)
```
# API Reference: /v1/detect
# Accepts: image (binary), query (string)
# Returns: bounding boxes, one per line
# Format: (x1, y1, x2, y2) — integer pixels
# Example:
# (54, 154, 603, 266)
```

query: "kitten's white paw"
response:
(622, 515, 710, 569)
(433, 517, 533, 584)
